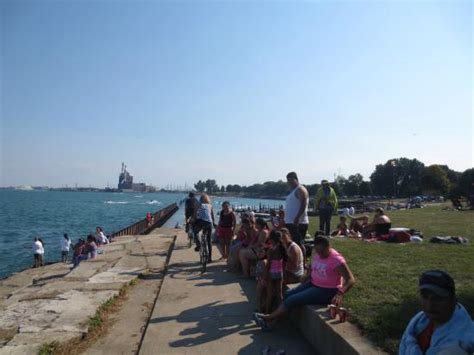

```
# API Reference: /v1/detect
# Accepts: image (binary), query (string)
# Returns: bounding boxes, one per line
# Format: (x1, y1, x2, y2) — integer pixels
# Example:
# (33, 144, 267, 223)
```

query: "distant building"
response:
(117, 163, 155, 192)
(132, 183, 146, 192)
(118, 163, 133, 190)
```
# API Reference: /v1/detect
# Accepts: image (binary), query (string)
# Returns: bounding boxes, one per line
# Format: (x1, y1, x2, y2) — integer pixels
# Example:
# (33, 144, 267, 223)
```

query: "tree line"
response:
(193, 158, 474, 199)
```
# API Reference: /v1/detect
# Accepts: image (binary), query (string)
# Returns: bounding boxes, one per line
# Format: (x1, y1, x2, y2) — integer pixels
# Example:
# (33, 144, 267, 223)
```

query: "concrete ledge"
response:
(289, 305, 387, 355)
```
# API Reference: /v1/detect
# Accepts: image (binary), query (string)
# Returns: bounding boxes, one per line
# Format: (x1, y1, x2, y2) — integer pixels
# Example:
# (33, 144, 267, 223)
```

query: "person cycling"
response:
(193, 193, 216, 263)
(185, 192, 199, 233)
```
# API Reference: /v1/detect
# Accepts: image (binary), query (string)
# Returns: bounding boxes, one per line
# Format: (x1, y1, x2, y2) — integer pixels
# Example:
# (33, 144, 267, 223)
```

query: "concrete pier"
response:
(0, 231, 175, 355)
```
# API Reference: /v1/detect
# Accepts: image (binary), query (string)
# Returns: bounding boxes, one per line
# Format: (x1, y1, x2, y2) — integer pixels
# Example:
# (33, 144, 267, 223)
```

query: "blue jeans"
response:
(283, 281, 337, 310)
(73, 255, 88, 268)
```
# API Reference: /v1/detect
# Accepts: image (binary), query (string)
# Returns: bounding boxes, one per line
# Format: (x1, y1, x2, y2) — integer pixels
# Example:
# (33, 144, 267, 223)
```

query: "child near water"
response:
(265, 230, 288, 314)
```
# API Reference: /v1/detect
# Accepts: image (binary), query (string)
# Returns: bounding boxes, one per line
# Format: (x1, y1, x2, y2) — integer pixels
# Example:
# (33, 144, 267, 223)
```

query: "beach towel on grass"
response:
(429, 236, 469, 244)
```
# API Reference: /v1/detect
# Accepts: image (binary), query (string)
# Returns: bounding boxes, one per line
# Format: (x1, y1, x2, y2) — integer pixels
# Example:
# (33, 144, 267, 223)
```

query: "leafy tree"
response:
(438, 165, 462, 185)
(421, 165, 450, 194)
(457, 168, 474, 197)
(345, 173, 364, 196)
(370, 158, 425, 197)
(359, 181, 372, 196)
(226, 184, 242, 193)
(397, 158, 425, 196)
(220, 185, 225, 193)
(194, 180, 205, 193)
(204, 179, 219, 194)
(261, 180, 288, 196)
(246, 183, 263, 195)
(306, 184, 320, 197)
(332, 176, 347, 195)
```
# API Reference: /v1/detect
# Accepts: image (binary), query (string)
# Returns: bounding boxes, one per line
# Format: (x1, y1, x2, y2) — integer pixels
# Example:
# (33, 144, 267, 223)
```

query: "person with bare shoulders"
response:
(284, 172, 309, 257)
(281, 228, 304, 286)
(216, 201, 236, 261)
(253, 235, 355, 330)
(363, 207, 392, 236)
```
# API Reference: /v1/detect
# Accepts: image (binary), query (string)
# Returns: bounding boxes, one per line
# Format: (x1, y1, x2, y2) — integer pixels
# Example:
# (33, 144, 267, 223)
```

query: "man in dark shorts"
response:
(284, 172, 309, 256)
(184, 192, 199, 233)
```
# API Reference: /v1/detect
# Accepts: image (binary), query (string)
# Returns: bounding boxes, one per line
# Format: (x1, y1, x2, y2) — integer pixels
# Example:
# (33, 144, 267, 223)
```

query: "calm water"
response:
(0, 190, 282, 279)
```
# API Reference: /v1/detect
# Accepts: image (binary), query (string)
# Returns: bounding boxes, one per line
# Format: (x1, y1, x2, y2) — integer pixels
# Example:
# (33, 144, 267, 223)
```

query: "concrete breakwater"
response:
(0, 232, 176, 354)
(0, 205, 179, 355)
(110, 202, 178, 237)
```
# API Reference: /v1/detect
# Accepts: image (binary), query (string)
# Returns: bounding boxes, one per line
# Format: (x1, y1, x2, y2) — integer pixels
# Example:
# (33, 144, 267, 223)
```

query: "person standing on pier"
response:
(38, 238, 45, 266)
(60, 233, 71, 263)
(216, 201, 236, 261)
(33, 237, 43, 268)
(284, 172, 309, 257)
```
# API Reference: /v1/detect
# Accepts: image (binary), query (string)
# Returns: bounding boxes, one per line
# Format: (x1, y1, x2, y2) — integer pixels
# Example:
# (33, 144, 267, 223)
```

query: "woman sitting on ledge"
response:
(253, 235, 355, 330)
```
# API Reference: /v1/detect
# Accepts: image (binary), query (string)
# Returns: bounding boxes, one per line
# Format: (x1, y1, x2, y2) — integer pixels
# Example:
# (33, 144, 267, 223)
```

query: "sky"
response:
(1, 0, 472, 188)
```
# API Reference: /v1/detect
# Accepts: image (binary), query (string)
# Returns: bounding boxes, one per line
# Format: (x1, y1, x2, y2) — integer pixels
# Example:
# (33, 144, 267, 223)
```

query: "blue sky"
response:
(1, 0, 472, 188)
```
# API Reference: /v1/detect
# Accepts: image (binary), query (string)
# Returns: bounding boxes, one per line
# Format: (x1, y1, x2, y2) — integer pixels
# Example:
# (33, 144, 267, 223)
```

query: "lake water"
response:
(0, 190, 283, 279)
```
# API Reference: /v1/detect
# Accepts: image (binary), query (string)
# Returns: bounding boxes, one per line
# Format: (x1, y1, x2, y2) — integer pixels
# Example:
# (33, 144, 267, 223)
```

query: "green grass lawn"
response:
(307, 204, 474, 354)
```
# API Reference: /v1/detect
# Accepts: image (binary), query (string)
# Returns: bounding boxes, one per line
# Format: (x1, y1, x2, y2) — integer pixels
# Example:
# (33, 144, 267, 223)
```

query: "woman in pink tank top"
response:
(253, 235, 355, 330)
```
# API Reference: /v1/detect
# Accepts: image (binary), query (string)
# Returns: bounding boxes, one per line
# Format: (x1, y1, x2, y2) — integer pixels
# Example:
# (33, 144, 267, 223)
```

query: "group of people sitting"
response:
(33, 226, 110, 270)
(218, 210, 356, 331)
(184, 190, 356, 332)
(71, 227, 110, 268)
(329, 207, 392, 239)
(184, 183, 474, 354)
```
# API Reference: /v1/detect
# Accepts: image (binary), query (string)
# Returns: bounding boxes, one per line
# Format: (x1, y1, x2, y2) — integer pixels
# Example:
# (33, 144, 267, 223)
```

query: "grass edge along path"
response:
(38, 279, 138, 355)
(307, 205, 474, 354)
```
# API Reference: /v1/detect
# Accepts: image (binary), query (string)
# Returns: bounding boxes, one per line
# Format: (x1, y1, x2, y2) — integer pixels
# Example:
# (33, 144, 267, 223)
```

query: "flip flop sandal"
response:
(252, 312, 265, 328)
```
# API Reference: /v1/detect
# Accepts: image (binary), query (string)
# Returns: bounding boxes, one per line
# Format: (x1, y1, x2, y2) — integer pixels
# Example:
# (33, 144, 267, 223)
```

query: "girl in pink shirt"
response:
(254, 235, 355, 330)
(265, 230, 288, 314)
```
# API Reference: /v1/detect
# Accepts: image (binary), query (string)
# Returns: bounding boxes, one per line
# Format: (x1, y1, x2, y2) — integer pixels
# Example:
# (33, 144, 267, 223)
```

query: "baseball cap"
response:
(321, 179, 329, 185)
(419, 270, 455, 298)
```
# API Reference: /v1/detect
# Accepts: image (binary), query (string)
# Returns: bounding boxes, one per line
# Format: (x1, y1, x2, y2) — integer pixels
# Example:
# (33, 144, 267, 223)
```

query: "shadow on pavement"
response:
(148, 252, 314, 354)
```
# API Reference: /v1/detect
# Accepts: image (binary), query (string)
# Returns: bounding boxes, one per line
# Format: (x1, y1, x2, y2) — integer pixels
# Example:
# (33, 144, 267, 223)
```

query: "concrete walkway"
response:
(139, 230, 315, 355)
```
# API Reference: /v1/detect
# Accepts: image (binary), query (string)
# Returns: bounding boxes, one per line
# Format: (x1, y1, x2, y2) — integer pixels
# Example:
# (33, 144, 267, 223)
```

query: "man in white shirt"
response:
(61, 233, 72, 263)
(284, 172, 309, 257)
(33, 237, 43, 268)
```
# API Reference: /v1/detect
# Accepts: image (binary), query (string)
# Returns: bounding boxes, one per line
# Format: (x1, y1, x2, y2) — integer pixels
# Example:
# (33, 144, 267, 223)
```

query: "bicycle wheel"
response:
(188, 231, 193, 248)
(200, 237, 207, 273)
(200, 254, 207, 273)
